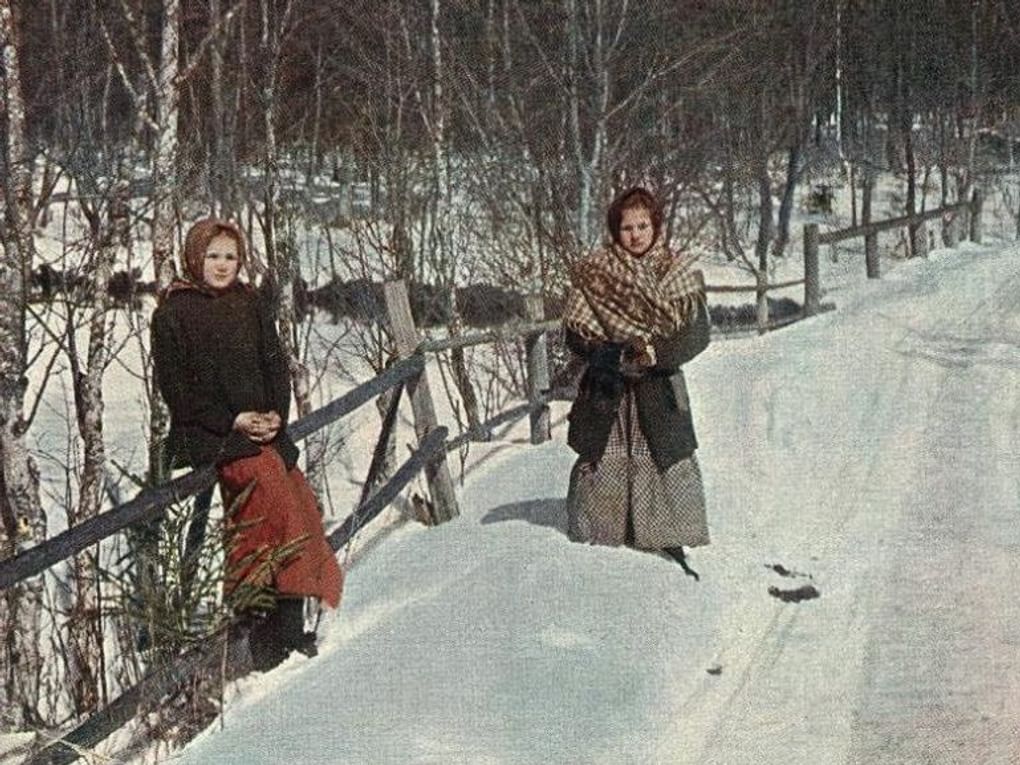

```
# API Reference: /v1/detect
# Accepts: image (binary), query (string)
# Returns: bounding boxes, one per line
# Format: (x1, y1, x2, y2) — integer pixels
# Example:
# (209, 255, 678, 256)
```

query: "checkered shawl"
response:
(563, 243, 705, 344)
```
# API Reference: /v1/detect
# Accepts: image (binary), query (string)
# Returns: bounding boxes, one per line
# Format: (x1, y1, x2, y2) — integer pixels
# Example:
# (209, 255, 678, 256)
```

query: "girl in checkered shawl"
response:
(563, 188, 710, 578)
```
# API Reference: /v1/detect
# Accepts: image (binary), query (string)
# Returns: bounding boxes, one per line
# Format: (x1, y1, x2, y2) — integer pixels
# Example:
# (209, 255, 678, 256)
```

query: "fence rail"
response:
(0, 355, 427, 591)
(704, 278, 805, 294)
(804, 190, 982, 293)
(12, 181, 987, 757)
(14, 277, 562, 764)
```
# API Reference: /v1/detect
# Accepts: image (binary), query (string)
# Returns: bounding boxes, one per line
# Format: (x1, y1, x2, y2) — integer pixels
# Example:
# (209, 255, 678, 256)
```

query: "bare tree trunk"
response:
(963, 1, 979, 201)
(307, 35, 325, 185)
(63, 192, 123, 715)
(209, 0, 229, 216)
(773, 144, 801, 258)
(566, 0, 593, 246)
(151, 0, 181, 292)
(753, 90, 774, 334)
(146, 0, 182, 486)
(755, 157, 773, 334)
(425, 0, 481, 431)
(0, 0, 46, 729)
(257, 0, 324, 493)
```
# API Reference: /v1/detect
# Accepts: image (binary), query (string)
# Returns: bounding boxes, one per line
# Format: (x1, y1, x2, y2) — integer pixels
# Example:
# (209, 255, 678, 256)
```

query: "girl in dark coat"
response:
(563, 188, 710, 578)
(151, 218, 342, 669)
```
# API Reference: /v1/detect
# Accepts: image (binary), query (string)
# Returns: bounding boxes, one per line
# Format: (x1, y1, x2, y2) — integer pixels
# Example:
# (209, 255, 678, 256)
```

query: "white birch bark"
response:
(63, 193, 124, 715)
(0, 0, 45, 729)
(257, 0, 325, 495)
(144, 0, 182, 484)
(151, 0, 181, 292)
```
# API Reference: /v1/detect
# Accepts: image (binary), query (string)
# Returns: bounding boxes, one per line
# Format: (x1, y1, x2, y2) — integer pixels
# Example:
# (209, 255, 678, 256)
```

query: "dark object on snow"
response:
(665, 546, 700, 581)
(708, 297, 801, 331)
(767, 584, 821, 603)
(248, 597, 318, 672)
(767, 563, 812, 579)
(806, 184, 834, 214)
(706, 664, 723, 676)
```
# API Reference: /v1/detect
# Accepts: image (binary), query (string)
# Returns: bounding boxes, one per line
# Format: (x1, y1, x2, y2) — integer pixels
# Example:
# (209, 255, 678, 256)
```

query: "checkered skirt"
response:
(566, 387, 710, 549)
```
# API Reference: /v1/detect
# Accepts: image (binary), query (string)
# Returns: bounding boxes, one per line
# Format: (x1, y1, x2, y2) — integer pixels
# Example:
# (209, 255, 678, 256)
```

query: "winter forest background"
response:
(4, 0, 1020, 760)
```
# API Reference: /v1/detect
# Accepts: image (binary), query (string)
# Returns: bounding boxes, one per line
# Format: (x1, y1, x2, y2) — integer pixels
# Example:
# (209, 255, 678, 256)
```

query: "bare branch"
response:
(177, 0, 248, 85)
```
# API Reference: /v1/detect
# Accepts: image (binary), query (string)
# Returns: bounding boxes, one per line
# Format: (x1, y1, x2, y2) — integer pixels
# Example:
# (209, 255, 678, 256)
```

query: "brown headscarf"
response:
(181, 218, 248, 284)
(563, 242, 705, 345)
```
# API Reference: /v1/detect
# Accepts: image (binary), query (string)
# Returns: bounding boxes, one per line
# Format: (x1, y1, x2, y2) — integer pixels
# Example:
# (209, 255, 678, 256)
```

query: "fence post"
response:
(524, 294, 551, 444)
(942, 210, 959, 248)
(803, 223, 820, 316)
(382, 280, 459, 524)
(911, 219, 929, 258)
(970, 188, 984, 243)
(865, 228, 880, 278)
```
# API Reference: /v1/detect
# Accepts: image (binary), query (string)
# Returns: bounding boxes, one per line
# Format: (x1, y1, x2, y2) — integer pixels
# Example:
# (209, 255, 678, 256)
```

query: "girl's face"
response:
(203, 233, 240, 289)
(619, 206, 655, 257)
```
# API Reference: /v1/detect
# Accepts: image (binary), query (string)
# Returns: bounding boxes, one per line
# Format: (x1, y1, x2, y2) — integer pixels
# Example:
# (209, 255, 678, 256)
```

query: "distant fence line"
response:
(802, 190, 983, 313)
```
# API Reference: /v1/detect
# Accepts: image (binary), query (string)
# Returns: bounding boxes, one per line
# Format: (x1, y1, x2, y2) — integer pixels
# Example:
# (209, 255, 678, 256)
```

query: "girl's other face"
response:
(619, 206, 655, 257)
(203, 233, 240, 289)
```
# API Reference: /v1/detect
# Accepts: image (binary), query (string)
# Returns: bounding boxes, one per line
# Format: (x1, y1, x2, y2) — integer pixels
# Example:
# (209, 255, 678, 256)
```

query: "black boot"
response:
(276, 597, 315, 656)
(248, 606, 289, 672)
(664, 546, 700, 581)
(247, 597, 319, 671)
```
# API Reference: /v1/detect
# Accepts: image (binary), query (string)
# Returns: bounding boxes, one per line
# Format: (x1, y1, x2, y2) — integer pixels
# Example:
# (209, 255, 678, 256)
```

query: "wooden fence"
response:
(5, 190, 988, 759)
(5, 279, 556, 764)
(702, 189, 984, 332)
(803, 190, 984, 314)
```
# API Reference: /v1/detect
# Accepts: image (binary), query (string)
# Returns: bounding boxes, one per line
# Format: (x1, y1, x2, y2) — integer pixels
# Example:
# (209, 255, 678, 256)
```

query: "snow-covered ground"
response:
(156, 236, 1020, 764)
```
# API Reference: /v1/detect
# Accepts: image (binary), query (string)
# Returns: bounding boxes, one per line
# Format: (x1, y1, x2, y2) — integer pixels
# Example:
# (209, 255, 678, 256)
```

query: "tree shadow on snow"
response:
(480, 499, 568, 534)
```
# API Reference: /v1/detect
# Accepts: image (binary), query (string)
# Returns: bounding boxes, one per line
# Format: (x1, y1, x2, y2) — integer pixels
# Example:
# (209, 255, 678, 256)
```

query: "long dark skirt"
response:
(566, 388, 710, 549)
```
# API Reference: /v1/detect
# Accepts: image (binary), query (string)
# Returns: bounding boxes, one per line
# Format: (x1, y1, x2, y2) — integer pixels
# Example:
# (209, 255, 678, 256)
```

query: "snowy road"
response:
(172, 242, 1020, 765)
(685, 245, 1020, 764)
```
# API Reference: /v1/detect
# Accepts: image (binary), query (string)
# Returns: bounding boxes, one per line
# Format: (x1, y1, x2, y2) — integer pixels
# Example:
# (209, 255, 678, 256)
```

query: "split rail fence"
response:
(0, 190, 986, 761)
(1, 281, 556, 765)
(706, 189, 984, 330)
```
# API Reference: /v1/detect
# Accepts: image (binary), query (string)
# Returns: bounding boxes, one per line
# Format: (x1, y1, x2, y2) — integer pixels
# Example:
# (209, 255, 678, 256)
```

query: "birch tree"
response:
(0, 0, 45, 730)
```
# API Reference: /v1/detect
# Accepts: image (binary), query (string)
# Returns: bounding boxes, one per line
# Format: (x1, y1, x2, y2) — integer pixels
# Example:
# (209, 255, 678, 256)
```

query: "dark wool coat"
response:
(151, 283, 299, 470)
(566, 299, 710, 472)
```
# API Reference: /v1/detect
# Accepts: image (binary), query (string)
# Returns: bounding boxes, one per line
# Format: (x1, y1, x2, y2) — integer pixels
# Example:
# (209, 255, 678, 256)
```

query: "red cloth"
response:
(218, 447, 343, 608)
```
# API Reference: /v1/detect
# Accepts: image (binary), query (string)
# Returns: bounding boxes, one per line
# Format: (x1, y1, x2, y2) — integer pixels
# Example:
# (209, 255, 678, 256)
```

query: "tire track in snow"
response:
(844, 273, 1020, 764)
(662, 249, 1020, 764)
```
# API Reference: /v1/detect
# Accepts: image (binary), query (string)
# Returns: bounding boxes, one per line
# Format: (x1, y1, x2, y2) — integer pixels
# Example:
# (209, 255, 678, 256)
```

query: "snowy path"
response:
(171, 242, 1020, 765)
(684, 246, 1020, 764)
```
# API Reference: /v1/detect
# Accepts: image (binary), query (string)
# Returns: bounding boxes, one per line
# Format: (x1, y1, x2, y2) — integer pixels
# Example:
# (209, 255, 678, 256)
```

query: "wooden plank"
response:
(288, 355, 422, 442)
(327, 426, 448, 550)
(419, 318, 561, 353)
(0, 466, 216, 591)
(524, 295, 551, 444)
(0, 355, 423, 591)
(816, 201, 971, 245)
(865, 230, 880, 278)
(356, 382, 404, 509)
(804, 223, 821, 316)
(705, 278, 805, 294)
(382, 281, 459, 524)
(970, 189, 984, 243)
(446, 398, 543, 453)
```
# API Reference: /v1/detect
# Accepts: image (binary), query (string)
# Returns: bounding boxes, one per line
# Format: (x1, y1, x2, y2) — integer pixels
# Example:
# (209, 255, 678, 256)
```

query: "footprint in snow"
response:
(768, 584, 821, 603)
(766, 562, 813, 579)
